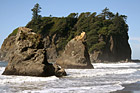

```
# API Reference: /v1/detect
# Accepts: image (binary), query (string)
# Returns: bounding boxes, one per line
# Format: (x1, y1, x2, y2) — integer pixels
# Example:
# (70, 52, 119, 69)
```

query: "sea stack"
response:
(2, 27, 66, 77)
(90, 35, 131, 62)
(56, 32, 94, 69)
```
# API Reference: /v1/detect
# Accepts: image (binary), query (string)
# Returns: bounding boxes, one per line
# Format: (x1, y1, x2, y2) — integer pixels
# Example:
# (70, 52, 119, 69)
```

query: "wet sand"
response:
(111, 81, 140, 93)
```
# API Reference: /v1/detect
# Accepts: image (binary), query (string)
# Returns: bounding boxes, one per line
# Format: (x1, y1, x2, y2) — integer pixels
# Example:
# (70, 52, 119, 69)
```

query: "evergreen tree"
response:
(101, 7, 114, 19)
(31, 3, 41, 20)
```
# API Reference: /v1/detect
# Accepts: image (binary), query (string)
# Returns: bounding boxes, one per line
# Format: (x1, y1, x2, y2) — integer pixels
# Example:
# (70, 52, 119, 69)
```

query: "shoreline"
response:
(0, 62, 140, 92)
(111, 81, 140, 93)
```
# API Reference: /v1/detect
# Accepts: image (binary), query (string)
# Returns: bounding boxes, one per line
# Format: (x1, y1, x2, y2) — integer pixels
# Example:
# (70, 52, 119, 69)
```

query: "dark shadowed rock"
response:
(2, 27, 66, 77)
(53, 64, 67, 77)
(56, 32, 93, 69)
(43, 34, 58, 62)
(90, 35, 131, 62)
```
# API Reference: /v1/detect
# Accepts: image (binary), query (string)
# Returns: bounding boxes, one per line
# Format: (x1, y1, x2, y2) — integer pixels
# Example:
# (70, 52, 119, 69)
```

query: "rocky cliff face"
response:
(0, 36, 16, 61)
(0, 32, 58, 62)
(56, 32, 93, 68)
(43, 34, 58, 62)
(2, 27, 66, 77)
(90, 35, 131, 62)
(0, 32, 132, 63)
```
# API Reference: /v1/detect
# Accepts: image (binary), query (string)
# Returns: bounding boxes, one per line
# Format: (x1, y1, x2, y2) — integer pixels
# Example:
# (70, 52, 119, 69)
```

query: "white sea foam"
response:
(24, 84, 124, 93)
(67, 69, 137, 77)
(0, 67, 59, 84)
(0, 75, 59, 84)
(0, 63, 140, 93)
(93, 63, 140, 69)
(65, 63, 138, 78)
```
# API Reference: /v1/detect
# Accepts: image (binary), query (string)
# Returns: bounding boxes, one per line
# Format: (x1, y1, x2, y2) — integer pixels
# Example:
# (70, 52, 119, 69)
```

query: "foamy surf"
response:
(65, 68, 137, 78)
(0, 67, 59, 84)
(24, 84, 124, 93)
(0, 62, 140, 93)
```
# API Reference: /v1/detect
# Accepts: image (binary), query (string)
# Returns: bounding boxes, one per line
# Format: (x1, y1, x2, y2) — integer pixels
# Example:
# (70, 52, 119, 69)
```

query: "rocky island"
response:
(0, 2, 139, 93)
(0, 8, 131, 63)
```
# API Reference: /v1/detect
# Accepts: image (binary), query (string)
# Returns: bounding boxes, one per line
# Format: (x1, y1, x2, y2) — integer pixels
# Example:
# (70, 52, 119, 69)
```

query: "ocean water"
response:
(0, 61, 140, 93)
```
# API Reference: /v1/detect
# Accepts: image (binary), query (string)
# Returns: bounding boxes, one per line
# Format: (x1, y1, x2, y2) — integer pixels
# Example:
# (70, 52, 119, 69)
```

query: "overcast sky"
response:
(0, 0, 140, 59)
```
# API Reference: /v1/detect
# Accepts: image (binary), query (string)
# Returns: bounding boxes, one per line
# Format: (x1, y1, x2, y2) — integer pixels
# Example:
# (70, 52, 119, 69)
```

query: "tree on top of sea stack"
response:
(31, 3, 42, 20)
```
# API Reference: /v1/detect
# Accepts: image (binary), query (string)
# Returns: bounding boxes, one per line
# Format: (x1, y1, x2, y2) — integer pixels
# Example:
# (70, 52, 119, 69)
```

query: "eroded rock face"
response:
(2, 27, 66, 77)
(0, 31, 58, 63)
(0, 36, 16, 61)
(43, 34, 58, 62)
(56, 32, 93, 69)
(90, 35, 131, 62)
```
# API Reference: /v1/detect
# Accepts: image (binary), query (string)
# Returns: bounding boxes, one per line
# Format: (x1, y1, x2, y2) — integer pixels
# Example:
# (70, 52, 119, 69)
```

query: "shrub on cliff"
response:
(8, 28, 18, 37)
(89, 41, 106, 52)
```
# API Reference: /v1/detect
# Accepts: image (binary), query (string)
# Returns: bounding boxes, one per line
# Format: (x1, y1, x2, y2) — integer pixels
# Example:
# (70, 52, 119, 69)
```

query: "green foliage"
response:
(101, 7, 115, 19)
(10, 7, 128, 53)
(8, 28, 19, 37)
(98, 27, 108, 35)
(56, 38, 68, 51)
(68, 13, 78, 18)
(89, 41, 106, 53)
(31, 3, 42, 20)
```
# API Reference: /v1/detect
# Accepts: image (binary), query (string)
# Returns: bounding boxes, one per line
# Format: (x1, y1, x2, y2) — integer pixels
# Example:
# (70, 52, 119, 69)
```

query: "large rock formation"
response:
(0, 31, 58, 62)
(2, 27, 66, 77)
(0, 11, 132, 63)
(56, 32, 93, 69)
(90, 35, 131, 62)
